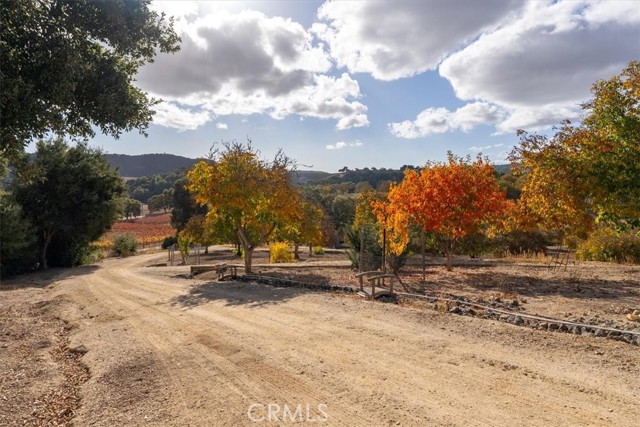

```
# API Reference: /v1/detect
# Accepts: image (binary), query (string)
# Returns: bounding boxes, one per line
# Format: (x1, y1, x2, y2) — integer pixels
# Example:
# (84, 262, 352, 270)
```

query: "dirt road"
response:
(2, 253, 639, 426)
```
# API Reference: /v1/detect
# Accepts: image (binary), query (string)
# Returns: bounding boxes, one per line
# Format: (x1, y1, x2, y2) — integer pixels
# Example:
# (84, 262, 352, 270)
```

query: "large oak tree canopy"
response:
(0, 0, 180, 160)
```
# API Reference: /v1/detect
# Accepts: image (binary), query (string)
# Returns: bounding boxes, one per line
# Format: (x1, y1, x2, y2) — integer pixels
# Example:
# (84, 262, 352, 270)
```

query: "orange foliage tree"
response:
(187, 141, 302, 273)
(371, 198, 411, 269)
(387, 154, 511, 270)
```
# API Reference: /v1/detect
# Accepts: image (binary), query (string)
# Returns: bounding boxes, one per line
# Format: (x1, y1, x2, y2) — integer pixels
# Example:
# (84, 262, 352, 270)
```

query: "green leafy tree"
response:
(14, 139, 126, 269)
(123, 198, 142, 219)
(275, 200, 326, 258)
(162, 188, 174, 211)
(0, 193, 37, 277)
(179, 215, 217, 254)
(331, 195, 356, 239)
(171, 177, 207, 231)
(0, 0, 180, 161)
(147, 194, 164, 213)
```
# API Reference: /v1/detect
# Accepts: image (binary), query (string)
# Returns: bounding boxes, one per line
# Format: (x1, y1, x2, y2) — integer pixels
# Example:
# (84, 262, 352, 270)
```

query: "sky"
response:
(90, 0, 640, 172)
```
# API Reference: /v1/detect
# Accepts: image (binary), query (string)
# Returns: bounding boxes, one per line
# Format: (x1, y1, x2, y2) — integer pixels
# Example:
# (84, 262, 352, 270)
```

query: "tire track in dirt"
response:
(52, 254, 640, 426)
(76, 262, 374, 427)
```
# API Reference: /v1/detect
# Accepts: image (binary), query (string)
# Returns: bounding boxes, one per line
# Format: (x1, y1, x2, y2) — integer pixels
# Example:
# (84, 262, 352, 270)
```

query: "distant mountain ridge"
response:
(104, 153, 512, 180)
(105, 153, 199, 177)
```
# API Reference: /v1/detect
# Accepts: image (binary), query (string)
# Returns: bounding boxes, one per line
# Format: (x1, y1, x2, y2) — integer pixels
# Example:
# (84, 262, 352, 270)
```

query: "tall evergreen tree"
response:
(14, 139, 126, 269)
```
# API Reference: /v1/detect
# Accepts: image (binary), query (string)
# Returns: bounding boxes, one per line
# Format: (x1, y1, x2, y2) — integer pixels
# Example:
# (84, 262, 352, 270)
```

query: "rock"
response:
(512, 316, 524, 326)
(69, 344, 89, 355)
(449, 306, 462, 314)
(621, 334, 635, 344)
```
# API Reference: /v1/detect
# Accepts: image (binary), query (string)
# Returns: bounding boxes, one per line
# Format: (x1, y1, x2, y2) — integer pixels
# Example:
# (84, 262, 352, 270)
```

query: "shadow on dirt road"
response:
(170, 280, 307, 309)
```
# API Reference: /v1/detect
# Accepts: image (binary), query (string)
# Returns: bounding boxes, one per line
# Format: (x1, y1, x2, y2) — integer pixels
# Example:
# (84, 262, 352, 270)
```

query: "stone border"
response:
(236, 274, 639, 346)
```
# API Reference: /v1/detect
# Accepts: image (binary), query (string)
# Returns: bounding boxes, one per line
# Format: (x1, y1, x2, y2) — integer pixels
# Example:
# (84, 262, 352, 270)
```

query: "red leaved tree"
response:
(388, 154, 511, 270)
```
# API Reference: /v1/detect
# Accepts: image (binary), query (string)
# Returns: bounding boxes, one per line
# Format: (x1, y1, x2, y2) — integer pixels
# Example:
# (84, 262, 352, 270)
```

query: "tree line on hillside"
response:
(106, 153, 198, 178)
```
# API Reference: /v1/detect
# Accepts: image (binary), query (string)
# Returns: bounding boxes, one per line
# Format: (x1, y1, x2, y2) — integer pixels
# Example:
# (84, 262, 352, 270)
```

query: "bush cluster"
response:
(112, 233, 137, 257)
(161, 236, 178, 249)
(492, 230, 550, 256)
(576, 227, 640, 264)
(270, 242, 294, 263)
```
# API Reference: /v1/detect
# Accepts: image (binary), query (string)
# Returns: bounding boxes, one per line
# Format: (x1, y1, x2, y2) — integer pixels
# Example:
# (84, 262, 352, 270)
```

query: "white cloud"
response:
(314, 0, 521, 80)
(469, 143, 504, 153)
(216, 122, 228, 130)
(326, 140, 364, 150)
(326, 141, 347, 150)
(138, 9, 368, 130)
(152, 102, 212, 131)
(439, 0, 640, 132)
(389, 102, 504, 138)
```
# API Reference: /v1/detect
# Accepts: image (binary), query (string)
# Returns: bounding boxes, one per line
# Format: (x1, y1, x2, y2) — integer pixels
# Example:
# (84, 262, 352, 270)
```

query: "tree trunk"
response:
(294, 244, 300, 260)
(237, 223, 276, 275)
(309, 244, 313, 256)
(359, 227, 364, 273)
(244, 247, 253, 274)
(237, 230, 253, 274)
(40, 231, 53, 270)
(444, 240, 453, 271)
(382, 227, 387, 273)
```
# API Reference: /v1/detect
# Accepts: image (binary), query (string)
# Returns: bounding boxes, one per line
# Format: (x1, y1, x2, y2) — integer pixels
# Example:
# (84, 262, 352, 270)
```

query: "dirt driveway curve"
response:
(6, 253, 640, 426)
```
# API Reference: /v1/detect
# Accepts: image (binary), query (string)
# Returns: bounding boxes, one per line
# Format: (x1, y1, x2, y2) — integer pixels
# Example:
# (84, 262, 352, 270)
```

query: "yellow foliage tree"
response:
(275, 200, 326, 258)
(511, 61, 640, 236)
(179, 215, 216, 254)
(187, 141, 302, 273)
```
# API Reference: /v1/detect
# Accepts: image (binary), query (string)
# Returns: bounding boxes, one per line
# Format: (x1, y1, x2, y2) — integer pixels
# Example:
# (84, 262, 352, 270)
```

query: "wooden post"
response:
(359, 227, 364, 273)
(421, 229, 426, 282)
(382, 228, 386, 274)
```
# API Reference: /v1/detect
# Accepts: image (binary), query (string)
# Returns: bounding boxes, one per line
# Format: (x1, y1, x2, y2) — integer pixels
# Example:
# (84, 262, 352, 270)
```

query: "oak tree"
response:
(14, 139, 126, 269)
(0, 0, 180, 161)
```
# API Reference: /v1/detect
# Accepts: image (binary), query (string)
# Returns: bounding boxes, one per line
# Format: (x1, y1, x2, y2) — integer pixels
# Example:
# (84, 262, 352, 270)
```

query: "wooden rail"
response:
(355, 271, 401, 300)
(190, 264, 239, 280)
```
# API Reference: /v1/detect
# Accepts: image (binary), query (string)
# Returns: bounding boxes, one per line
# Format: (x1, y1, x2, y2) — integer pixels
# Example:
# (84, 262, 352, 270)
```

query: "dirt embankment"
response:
(1, 253, 639, 426)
